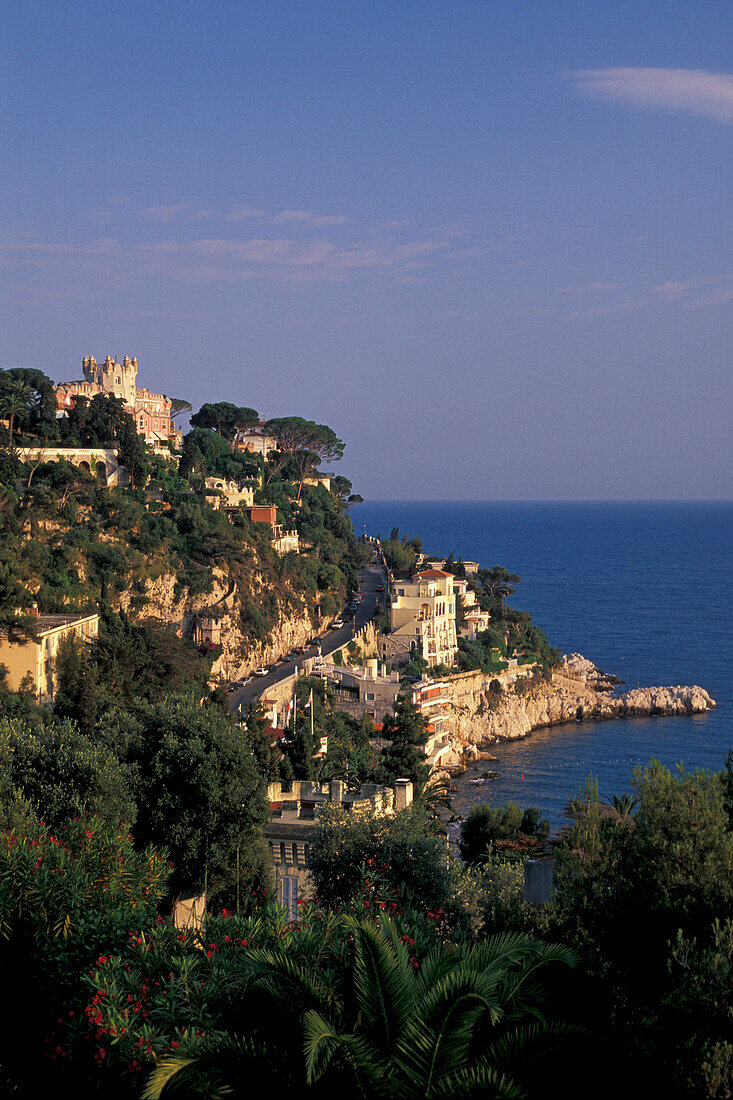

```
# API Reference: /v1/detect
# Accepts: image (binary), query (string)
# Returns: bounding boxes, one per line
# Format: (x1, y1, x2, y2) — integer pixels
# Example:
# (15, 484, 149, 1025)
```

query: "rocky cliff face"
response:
(447, 663, 715, 758)
(119, 567, 317, 680)
(209, 606, 315, 681)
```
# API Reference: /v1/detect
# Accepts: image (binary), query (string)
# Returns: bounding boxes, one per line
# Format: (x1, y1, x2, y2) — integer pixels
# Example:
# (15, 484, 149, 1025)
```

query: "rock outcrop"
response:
(119, 567, 317, 681)
(446, 659, 715, 756)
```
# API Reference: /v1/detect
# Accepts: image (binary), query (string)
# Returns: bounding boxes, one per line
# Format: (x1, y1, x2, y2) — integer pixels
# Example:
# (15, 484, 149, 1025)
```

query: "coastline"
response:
(441, 658, 716, 769)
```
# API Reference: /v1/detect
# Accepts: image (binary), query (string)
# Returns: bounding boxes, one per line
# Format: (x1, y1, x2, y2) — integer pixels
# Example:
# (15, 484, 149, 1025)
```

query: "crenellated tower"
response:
(82, 354, 138, 406)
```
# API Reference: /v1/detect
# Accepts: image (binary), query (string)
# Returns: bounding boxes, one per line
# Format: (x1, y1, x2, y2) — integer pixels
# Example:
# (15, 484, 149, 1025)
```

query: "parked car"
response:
(226, 682, 239, 693)
(330, 619, 345, 630)
(254, 666, 269, 676)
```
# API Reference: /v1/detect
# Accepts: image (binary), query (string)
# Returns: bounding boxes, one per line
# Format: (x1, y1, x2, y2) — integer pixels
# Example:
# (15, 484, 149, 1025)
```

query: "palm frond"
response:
(350, 921, 413, 1052)
(142, 1056, 197, 1099)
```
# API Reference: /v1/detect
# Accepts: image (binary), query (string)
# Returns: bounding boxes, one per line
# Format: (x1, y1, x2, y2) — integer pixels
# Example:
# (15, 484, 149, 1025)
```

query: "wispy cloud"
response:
(0, 224, 466, 293)
(525, 273, 733, 320)
(569, 68, 733, 124)
(142, 203, 214, 221)
(138, 203, 352, 228)
(226, 205, 266, 221)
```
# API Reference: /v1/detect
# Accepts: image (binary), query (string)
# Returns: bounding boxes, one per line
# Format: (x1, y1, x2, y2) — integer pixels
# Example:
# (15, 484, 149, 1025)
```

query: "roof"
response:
(36, 612, 98, 635)
(415, 569, 451, 579)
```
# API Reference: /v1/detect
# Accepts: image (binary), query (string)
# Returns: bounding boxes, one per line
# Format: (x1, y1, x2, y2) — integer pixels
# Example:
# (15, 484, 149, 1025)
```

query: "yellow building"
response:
(0, 612, 99, 703)
(389, 569, 458, 667)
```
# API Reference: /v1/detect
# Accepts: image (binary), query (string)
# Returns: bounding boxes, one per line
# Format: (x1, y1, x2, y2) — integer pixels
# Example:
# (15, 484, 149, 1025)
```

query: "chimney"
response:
(329, 779, 345, 804)
(395, 778, 413, 811)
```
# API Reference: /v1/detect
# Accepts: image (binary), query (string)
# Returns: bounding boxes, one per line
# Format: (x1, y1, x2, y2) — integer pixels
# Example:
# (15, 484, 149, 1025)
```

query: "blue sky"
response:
(1, 0, 730, 499)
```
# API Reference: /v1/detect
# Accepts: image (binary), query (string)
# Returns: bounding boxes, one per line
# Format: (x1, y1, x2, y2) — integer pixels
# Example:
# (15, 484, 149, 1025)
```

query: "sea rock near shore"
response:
(562, 652, 622, 691)
(447, 663, 715, 751)
(617, 684, 716, 716)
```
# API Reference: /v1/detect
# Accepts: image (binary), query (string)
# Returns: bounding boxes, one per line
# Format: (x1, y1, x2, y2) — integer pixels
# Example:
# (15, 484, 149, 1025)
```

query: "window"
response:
(279, 875, 299, 919)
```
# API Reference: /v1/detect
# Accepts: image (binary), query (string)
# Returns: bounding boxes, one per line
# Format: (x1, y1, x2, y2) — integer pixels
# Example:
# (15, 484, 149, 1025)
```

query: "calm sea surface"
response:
(353, 501, 732, 825)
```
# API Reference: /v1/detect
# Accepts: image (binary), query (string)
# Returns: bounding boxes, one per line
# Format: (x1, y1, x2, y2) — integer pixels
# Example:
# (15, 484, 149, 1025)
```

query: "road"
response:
(228, 557, 386, 716)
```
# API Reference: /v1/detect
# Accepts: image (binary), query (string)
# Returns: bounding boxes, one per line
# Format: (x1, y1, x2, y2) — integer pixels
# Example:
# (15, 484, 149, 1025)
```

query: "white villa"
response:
(387, 569, 458, 668)
(451, 577, 491, 639)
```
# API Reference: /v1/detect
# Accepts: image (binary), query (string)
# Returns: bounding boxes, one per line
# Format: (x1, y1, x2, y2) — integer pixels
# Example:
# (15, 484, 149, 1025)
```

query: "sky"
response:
(1, 0, 731, 500)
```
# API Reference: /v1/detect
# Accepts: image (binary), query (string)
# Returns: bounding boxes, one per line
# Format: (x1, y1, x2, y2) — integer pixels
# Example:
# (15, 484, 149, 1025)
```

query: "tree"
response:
(190, 402, 259, 443)
(0, 815, 168, 1095)
(300, 921, 577, 1098)
(53, 632, 100, 737)
(145, 919, 578, 1100)
(245, 697, 281, 780)
(380, 693, 430, 787)
(553, 759, 733, 1096)
(0, 715, 134, 830)
(264, 417, 345, 499)
(475, 566, 521, 612)
(1, 367, 57, 426)
(169, 397, 193, 421)
(459, 803, 549, 864)
(331, 475, 363, 515)
(127, 694, 269, 900)
(115, 410, 150, 488)
(0, 377, 35, 446)
(63, 392, 129, 447)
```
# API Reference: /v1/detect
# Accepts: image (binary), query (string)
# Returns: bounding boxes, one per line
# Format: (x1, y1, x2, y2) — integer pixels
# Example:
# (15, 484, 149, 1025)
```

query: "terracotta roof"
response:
(415, 569, 451, 579)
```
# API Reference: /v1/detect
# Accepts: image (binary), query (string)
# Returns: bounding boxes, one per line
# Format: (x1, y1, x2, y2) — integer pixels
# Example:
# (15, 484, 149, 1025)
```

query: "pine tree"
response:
(245, 697, 281, 780)
(380, 692, 430, 787)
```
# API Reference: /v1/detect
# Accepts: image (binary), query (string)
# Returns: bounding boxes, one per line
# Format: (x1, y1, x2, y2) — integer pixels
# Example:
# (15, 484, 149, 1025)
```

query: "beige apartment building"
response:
(0, 612, 100, 703)
(388, 569, 458, 668)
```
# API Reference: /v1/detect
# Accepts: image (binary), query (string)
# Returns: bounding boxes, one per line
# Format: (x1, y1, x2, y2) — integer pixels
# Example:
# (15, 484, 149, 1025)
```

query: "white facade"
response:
(452, 577, 491, 639)
(235, 424, 278, 456)
(389, 570, 458, 667)
(204, 478, 254, 510)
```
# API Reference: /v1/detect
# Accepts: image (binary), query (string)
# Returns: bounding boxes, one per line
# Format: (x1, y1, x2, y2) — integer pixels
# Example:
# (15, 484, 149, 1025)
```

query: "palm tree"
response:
(603, 793, 639, 822)
(144, 918, 578, 1099)
(302, 921, 578, 1098)
(0, 378, 35, 446)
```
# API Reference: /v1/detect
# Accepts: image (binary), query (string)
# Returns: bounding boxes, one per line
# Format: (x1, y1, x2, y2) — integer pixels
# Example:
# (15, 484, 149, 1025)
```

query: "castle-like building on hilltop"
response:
(55, 355, 182, 450)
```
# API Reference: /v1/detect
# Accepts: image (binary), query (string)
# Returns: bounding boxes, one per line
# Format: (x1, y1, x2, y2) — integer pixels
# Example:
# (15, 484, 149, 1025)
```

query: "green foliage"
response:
(0, 715, 134, 828)
(244, 697, 281, 780)
(0, 815, 168, 1093)
(38, 901, 575, 1098)
(460, 803, 549, 865)
(92, 613, 214, 708)
(125, 694, 269, 899)
(308, 803, 471, 931)
(655, 919, 733, 1098)
(552, 759, 733, 1095)
(264, 416, 345, 499)
(380, 527, 423, 574)
(380, 693, 430, 787)
(190, 402, 259, 441)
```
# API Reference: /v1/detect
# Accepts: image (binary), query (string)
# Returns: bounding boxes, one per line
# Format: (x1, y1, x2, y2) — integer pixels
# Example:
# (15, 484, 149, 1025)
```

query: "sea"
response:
(352, 501, 732, 827)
